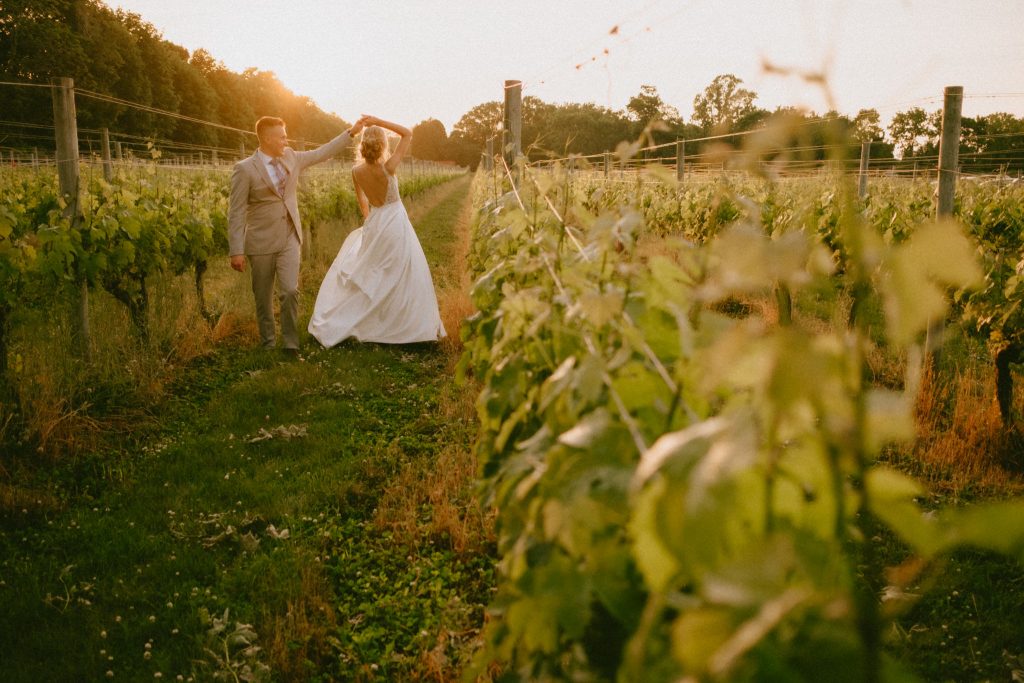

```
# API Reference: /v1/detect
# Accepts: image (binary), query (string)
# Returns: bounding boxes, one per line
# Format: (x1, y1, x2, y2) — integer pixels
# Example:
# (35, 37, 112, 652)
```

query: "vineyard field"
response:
(461, 160, 1024, 681)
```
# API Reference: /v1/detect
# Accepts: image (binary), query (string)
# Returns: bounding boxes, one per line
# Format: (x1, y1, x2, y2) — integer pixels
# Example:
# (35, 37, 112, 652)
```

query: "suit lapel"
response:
(250, 154, 280, 196)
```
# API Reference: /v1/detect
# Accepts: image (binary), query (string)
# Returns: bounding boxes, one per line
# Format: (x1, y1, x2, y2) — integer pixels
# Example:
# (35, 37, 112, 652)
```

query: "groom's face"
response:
(261, 125, 288, 157)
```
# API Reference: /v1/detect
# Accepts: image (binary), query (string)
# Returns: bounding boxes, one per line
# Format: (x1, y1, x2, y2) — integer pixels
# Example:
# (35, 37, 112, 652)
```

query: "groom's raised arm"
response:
(294, 130, 350, 169)
(293, 118, 366, 170)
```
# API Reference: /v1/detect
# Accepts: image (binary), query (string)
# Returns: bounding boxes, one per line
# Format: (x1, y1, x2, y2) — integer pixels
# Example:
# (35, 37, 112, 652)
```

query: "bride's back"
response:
(352, 162, 393, 207)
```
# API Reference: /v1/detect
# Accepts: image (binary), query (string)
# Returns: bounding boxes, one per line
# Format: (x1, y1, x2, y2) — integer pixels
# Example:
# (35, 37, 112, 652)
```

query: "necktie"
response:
(270, 158, 288, 195)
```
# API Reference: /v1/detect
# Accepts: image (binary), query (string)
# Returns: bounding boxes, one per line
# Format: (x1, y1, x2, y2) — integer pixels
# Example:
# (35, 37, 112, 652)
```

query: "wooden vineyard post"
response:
(487, 137, 499, 201)
(922, 86, 964, 376)
(101, 127, 114, 182)
(604, 152, 611, 179)
(676, 138, 686, 184)
(936, 85, 963, 218)
(858, 141, 870, 200)
(503, 79, 522, 188)
(51, 77, 91, 362)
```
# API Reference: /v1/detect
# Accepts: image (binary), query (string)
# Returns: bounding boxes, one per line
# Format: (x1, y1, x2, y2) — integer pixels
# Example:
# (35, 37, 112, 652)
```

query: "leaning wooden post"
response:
(936, 85, 963, 218)
(921, 86, 964, 376)
(51, 77, 91, 362)
(503, 79, 522, 187)
(603, 151, 611, 178)
(858, 140, 870, 199)
(101, 127, 114, 182)
(676, 138, 686, 183)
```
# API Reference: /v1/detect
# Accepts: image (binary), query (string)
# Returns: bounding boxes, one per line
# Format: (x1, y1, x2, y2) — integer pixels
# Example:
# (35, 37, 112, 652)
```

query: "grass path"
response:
(0, 174, 491, 682)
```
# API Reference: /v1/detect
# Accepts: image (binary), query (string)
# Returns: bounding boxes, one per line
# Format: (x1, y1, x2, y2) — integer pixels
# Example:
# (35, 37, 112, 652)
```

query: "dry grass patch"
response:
(373, 369, 492, 555)
(910, 362, 1024, 496)
(261, 559, 339, 682)
(211, 310, 261, 346)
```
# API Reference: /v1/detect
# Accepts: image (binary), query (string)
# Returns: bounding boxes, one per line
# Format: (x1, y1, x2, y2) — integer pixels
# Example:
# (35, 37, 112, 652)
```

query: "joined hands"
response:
(350, 115, 372, 137)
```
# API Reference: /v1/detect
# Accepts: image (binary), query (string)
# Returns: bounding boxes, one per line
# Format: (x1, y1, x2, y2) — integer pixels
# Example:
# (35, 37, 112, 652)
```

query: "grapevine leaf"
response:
(865, 466, 943, 556)
(942, 500, 1024, 562)
(558, 408, 611, 449)
(630, 477, 681, 592)
(671, 607, 736, 674)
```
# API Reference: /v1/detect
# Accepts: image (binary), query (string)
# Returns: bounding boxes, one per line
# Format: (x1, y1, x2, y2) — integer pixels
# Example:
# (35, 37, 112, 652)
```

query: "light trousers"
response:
(248, 230, 301, 349)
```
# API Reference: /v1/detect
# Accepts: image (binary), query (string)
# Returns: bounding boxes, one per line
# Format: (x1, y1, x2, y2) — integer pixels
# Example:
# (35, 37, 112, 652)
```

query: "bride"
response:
(308, 116, 446, 346)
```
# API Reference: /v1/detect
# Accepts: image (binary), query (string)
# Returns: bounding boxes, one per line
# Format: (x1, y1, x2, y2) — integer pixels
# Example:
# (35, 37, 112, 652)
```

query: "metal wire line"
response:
(75, 88, 256, 137)
(0, 81, 337, 149)
(0, 80, 53, 88)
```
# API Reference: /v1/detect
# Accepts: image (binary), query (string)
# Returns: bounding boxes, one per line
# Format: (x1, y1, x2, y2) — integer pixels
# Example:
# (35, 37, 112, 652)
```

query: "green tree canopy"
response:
(888, 107, 940, 158)
(411, 118, 448, 161)
(0, 0, 350, 156)
(627, 85, 681, 126)
(692, 74, 759, 133)
(852, 108, 884, 142)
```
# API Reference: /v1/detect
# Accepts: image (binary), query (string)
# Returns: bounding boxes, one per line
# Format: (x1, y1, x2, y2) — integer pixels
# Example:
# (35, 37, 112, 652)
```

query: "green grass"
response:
(882, 546, 1024, 682)
(0, 174, 491, 682)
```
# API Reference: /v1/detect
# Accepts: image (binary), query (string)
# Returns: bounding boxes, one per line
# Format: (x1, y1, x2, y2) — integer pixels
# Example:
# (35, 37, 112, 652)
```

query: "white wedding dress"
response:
(308, 171, 446, 346)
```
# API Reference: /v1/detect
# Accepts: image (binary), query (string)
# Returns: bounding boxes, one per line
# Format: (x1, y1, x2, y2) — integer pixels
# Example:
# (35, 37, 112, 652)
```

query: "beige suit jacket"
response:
(228, 130, 353, 256)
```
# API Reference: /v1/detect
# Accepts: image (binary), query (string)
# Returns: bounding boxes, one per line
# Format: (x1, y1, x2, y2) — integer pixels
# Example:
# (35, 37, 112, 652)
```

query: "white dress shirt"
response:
(256, 149, 288, 190)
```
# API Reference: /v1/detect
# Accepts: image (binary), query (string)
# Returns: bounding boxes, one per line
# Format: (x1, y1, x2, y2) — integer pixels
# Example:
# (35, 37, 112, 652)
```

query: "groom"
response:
(229, 115, 367, 355)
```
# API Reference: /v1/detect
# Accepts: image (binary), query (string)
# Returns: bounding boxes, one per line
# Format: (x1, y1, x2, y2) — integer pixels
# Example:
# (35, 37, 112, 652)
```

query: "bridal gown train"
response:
(307, 172, 446, 345)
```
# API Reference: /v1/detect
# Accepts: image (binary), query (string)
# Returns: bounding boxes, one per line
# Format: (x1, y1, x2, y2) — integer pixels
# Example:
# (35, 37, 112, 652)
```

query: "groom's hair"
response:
(255, 116, 286, 140)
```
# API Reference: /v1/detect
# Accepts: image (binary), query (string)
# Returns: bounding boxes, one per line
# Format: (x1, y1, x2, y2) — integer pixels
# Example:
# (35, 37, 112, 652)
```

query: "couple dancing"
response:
(227, 114, 446, 356)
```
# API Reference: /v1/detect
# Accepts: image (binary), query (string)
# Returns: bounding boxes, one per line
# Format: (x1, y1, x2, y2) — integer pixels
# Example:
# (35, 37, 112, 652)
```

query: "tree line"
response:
(427, 74, 1024, 171)
(2, 1, 1022, 172)
(0, 0, 349, 152)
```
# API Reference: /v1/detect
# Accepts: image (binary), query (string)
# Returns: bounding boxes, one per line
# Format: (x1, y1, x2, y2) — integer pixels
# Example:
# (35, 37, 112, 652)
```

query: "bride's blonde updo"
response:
(359, 126, 388, 164)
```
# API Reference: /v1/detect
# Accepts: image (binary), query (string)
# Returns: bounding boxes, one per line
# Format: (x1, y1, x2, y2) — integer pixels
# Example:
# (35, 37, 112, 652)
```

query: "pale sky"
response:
(106, 0, 1024, 134)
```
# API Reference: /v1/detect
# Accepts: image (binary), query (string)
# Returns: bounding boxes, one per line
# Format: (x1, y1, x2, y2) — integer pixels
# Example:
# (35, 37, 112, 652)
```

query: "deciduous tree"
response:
(888, 107, 940, 158)
(411, 118, 448, 160)
(692, 74, 759, 132)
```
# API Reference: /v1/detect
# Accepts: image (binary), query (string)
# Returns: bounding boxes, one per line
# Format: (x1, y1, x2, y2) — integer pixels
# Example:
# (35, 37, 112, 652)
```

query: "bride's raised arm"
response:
(363, 116, 412, 174)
